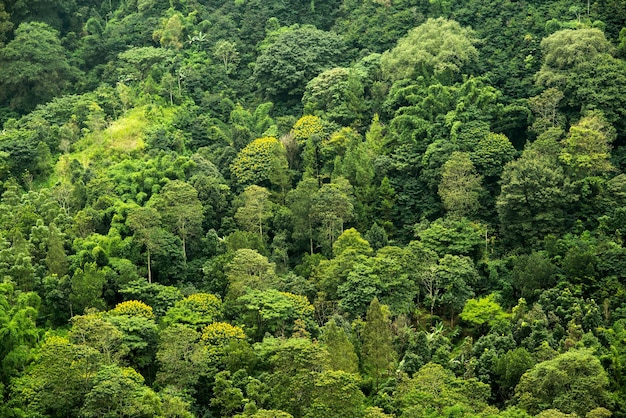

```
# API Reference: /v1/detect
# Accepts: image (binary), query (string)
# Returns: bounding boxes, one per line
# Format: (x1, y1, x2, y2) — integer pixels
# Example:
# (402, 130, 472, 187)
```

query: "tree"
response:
(13, 336, 101, 417)
(320, 318, 359, 374)
(235, 186, 274, 240)
(438, 151, 483, 218)
(421, 255, 477, 322)
(535, 28, 626, 130)
(302, 67, 367, 126)
(126, 206, 162, 283)
(214, 40, 240, 74)
(380, 18, 479, 84)
(69, 313, 127, 366)
(149, 180, 203, 263)
(0, 283, 39, 388)
(162, 293, 222, 330)
(70, 262, 106, 316)
(287, 178, 319, 254)
(470, 132, 517, 179)
(45, 225, 69, 277)
(154, 12, 186, 49)
(81, 365, 162, 418)
(304, 370, 365, 418)
(395, 362, 491, 416)
(235, 289, 315, 340)
(361, 298, 396, 390)
(311, 181, 354, 254)
(332, 228, 373, 258)
(497, 152, 575, 248)
(226, 249, 277, 299)
(515, 349, 610, 416)
(459, 294, 510, 333)
(0, 22, 76, 112)
(559, 112, 615, 179)
(528, 88, 565, 134)
(254, 26, 347, 103)
(231, 136, 290, 189)
(156, 324, 209, 392)
(535, 28, 613, 87)
(257, 336, 328, 416)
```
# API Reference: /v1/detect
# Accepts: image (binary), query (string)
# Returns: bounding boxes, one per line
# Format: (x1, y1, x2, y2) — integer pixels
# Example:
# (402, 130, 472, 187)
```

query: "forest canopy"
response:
(1, 0, 626, 417)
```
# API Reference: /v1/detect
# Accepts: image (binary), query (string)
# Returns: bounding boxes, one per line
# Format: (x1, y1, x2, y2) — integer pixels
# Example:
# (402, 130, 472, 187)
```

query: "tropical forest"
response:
(0, 0, 626, 416)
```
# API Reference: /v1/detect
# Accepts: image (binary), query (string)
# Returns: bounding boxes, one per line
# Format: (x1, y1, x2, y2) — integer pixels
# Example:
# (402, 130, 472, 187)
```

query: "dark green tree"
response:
(0, 22, 77, 112)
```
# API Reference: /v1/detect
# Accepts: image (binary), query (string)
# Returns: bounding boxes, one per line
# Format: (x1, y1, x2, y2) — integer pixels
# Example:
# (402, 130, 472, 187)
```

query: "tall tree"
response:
(149, 180, 203, 263)
(361, 298, 396, 391)
(126, 206, 162, 283)
(235, 185, 274, 240)
(311, 181, 354, 255)
(320, 318, 359, 374)
(438, 151, 483, 219)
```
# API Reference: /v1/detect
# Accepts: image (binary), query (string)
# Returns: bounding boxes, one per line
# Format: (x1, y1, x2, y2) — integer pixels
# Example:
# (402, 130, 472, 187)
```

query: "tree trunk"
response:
(147, 248, 152, 283)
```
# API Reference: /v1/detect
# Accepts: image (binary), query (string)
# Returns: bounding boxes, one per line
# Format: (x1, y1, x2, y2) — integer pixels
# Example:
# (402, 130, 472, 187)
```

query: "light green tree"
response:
(235, 186, 274, 240)
(438, 151, 483, 218)
(380, 17, 478, 83)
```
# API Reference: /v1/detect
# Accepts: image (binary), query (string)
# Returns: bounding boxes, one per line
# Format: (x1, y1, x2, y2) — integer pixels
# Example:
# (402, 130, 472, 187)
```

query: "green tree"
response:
(70, 262, 106, 316)
(497, 151, 575, 249)
(126, 206, 162, 283)
(81, 365, 162, 418)
(395, 362, 491, 416)
(256, 336, 328, 417)
(235, 186, 274, 240)
(515, 349, 610, 416)
(320, 318, 359, 374)
(380, 18, 479, 84)
(536, 28, 626, 129)
(45, 225, 69, 277)
(302, 67, 367, 127)
(162, 293, 222, 330)
(438, 151, 483, 218)
(421, 255, 477, 321)
(149, 180, 203, 263)
(254, 26, 347, 103)
(13, 336, 101, 417)
(214, 40, 240, 74)
(459, 294, 510, 333)
(536, 28, 613, 88)
(156, 324, 209, 392)
(0, 283, 39, 387)
(311, 181, 354, 254)
(231, 137, 290, 190)
(361, 298, 396, 390)
(559, 112, 615, 179)
(235, 289, 315, 340)
(304, 370, 365, 418)
(287, 178, 319, 255)
(0, 22, 77, 112)
(226, 249, 277, 299)
(69, 313, 127, 366)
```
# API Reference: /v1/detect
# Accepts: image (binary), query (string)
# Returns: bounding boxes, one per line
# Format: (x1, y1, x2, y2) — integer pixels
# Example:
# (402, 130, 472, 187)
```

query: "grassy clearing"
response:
(58, 105, 175, 174)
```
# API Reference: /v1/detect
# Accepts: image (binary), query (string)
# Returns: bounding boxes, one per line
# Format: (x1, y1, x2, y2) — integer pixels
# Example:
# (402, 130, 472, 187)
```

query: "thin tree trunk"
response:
(147, 248, 152, 283)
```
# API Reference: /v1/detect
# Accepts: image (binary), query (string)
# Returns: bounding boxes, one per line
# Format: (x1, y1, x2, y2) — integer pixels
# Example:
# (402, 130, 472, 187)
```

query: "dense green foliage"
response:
(1, 0, 626, 417)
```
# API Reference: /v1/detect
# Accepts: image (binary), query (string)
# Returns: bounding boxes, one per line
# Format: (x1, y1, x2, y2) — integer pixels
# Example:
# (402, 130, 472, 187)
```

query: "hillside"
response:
(1, 0, 626, 417)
